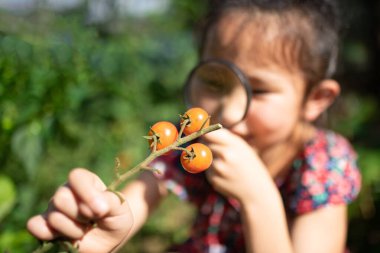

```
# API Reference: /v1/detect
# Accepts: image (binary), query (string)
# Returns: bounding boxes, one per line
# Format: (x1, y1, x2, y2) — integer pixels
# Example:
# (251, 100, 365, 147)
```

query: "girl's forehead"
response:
(203, 9, 308, 76)
(204, 11, 275, 55)
(208, 11, 276, 48)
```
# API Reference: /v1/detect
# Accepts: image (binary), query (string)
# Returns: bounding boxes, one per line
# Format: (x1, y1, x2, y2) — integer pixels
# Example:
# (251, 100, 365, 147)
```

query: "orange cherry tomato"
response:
(148, 121, 178, 151)
(181, 107, 210, 136)
(180, 143, 213, 173)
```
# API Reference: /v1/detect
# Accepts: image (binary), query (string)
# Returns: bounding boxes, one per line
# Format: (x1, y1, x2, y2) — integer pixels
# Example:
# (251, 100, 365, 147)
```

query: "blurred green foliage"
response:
(0, 1, 379, 253)
(0, 2, 206, 252)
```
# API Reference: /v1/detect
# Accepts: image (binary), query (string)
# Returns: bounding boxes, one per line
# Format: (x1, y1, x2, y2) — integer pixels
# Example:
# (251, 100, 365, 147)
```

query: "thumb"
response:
(201, 128, 237, 145)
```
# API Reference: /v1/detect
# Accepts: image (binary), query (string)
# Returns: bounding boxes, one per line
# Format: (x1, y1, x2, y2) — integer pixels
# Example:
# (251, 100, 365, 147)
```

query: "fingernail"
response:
(91, 197, 108, 216)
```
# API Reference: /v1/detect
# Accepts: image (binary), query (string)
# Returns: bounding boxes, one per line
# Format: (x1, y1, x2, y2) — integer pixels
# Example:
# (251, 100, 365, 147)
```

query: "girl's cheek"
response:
(248, 101, 298, 142)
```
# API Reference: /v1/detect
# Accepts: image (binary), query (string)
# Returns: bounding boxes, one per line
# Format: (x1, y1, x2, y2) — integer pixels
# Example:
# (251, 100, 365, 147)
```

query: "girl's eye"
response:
(204, 81, 228, 94)
(252, 89, 267, 95)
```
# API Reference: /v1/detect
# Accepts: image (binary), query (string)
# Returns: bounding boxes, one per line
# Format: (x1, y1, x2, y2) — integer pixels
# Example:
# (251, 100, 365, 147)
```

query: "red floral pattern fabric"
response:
(281, 130, 361, 215)
(152, 129, 361, 253)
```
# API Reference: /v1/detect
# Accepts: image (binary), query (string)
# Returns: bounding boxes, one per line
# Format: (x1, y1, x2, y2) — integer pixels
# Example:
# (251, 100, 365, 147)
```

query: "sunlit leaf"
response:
(11, 121, 43, 179)
(0, 175, 16, 222)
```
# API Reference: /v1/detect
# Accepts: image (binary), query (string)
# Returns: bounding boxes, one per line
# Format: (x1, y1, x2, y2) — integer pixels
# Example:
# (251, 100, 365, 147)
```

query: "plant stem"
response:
(32, 242, 54, 253)
(178, 118, 190, 137)
(200, 116, 211, 130)
(107, 123, 222, 191)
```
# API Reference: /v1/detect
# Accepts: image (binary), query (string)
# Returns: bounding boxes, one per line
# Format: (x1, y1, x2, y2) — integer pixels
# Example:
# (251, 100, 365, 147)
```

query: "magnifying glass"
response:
(184, 59, 252, 128)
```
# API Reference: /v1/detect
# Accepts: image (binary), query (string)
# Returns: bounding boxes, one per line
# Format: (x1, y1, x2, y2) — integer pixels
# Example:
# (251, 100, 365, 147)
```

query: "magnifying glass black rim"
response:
(183, 58, 252, 128)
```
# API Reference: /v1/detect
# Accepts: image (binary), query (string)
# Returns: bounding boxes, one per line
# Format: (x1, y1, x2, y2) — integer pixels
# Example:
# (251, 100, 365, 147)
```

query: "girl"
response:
(27, 0, 361, 252)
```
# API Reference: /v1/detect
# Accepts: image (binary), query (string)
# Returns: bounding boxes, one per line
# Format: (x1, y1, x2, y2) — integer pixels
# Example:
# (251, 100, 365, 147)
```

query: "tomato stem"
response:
(152, 134, 158, 153)
(106, 189, 125, 203)
(172, 146, 192, 157)
(200, 116, 211, 131)
(114, 157, 121, 178)
(178, 118, 190, 138)
(141, 165, 162, 174)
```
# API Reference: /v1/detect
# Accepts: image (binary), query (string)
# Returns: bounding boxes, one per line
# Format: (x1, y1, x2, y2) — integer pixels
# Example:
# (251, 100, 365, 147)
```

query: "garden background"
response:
(0, 0, 379, 252)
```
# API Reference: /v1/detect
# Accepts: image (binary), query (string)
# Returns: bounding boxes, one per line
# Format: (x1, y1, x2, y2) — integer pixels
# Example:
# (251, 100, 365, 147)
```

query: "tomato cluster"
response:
(147, 107, 213, 173)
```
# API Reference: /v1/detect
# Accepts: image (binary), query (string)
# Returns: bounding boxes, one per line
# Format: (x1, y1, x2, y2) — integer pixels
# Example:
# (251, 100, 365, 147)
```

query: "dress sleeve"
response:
(285, 130, 362, 215)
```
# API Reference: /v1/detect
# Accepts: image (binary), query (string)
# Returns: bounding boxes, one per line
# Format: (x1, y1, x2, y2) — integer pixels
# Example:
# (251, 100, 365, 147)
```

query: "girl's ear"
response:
(303, 79, 340, 122)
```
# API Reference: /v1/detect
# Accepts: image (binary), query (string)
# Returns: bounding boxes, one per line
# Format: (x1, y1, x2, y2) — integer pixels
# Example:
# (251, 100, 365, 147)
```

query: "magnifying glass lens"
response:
(185, 61, 249, 128)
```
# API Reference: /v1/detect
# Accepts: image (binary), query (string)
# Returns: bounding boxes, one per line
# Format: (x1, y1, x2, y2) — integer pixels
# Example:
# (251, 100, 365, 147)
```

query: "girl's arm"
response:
(203, 129, 294, 253)
(238, 170, 293, 253)
(240, 188, 347, 253)
(290, 205, 347, 253)
(203, 129, 347, 253)
(114, 171, 168, 249)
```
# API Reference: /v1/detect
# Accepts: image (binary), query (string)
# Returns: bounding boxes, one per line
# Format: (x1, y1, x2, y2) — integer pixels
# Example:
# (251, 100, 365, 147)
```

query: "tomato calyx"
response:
(148, 128, 162, 144)
(182, 147, 196, 160)
(143, 129, 161, 152)
(178, 114, 191, 137)
(180, 113, 191, 125)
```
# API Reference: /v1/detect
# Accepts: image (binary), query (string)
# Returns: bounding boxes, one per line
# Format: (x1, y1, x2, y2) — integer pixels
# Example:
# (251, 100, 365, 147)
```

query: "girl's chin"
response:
(246, 140, 260, 153)
(246, 139, 270, 155)
(260, 142, 302, 177)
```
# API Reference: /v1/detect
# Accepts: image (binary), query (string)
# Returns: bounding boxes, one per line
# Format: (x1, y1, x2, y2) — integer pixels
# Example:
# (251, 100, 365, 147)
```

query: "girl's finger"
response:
(67, 168, 110, 217)
(207, 143, 225, 157)
(205, 165, 226, 192)
(46, 211, 87, 240)
(27, 215, 59, 241)
(205, 168, 214, 182)
(201, 128, 235, 145)
(209, 157, 228, 176)
(51, 185, 91, 223)
(68, 168, 129, 219)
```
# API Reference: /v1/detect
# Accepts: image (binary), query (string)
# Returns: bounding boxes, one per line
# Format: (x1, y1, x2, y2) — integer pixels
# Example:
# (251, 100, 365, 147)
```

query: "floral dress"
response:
(152, 129, 361, 253)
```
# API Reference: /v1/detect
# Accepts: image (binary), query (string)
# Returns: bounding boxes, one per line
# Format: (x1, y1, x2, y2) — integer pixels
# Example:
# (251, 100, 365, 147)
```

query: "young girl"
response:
(27, 0, 361, 252)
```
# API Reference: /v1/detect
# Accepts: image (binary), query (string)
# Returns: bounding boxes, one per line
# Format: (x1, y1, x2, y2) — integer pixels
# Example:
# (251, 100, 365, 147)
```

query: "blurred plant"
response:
(0, 1, 206, 251)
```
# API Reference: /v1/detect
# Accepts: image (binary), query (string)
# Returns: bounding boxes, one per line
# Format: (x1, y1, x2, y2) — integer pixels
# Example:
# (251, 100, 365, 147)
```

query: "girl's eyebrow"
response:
(247, 76, 270, 88)
(247, 76, 263, 84)
(246, 72, 281, 88)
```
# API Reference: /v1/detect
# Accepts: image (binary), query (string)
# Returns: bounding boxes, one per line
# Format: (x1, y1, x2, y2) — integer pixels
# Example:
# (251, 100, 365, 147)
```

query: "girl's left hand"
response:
(202, 128, 274, 203)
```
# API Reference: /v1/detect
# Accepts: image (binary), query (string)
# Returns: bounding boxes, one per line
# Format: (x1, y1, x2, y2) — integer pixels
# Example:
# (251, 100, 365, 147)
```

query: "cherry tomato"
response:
(181, 107, 210, 136)
(148, 121, 178, 151)
(180, 143, 213, 173)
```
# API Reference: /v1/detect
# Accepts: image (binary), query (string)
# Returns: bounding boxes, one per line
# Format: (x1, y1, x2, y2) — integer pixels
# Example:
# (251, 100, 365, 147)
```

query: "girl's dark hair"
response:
(197, 0, 341, 92)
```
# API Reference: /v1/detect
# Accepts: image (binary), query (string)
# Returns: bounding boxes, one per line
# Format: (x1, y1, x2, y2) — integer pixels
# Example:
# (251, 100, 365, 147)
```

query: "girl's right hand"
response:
(202, 128, 273, 203)
(27, 168, 134, 253)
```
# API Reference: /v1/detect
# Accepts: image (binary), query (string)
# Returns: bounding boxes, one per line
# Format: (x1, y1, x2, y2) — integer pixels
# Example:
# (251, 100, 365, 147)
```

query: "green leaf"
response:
(11, 121, 43, 179)
(0, 175, 16, 222)
(0, 229, 35, 252)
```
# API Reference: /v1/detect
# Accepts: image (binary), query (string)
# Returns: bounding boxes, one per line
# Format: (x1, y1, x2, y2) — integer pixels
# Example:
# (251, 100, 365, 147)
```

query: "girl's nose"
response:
(217, 108, 250, 137)
(215, 100, 247, 128)
(215, 109, 236, 129)
(228, 118, 250, 137)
